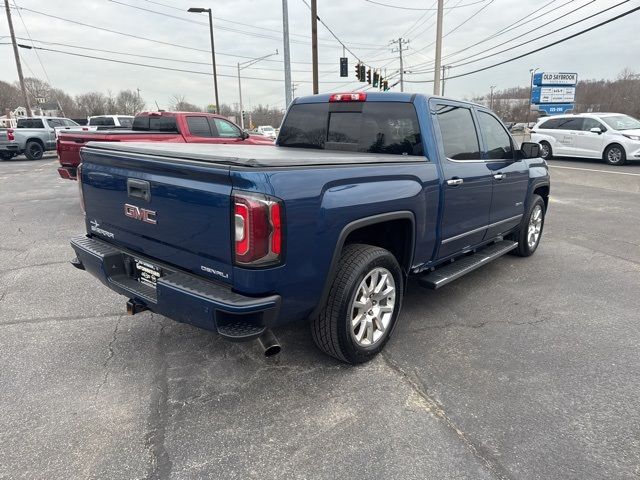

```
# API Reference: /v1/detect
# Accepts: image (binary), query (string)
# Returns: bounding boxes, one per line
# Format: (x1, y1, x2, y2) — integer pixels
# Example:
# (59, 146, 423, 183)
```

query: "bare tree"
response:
(0, 80, 22, 114)
(75, 92, 107, 117)
(169, 94, 201, 112)
(116, 89, 145, 115)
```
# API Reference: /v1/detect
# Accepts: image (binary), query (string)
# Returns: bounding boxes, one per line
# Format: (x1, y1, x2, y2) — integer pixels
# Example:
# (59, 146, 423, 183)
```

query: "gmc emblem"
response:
(124, 204, 157, 224)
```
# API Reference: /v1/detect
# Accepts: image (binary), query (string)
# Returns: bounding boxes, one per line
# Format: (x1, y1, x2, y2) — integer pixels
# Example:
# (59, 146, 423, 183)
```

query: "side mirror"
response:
(520, 141, 540, 159)
(241, 130, 250, 140)
(589, 127, 603, 134)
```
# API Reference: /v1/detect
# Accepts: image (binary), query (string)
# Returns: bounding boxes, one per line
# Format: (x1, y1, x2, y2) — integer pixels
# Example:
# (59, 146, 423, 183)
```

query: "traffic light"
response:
(359, 64, 366, 82)
(366, 68, 371, 84)
(373, 70, 379, 88)
(378, 75, 384, 90)
(340, 57, 348, 77)
(383, 80, 389, 91)
(354, 63, 361, 81)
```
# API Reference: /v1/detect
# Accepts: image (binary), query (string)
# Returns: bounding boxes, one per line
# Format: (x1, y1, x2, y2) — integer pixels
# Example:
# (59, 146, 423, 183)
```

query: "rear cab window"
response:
(132, 115, 179, 132)
(278, 102, 423, 156)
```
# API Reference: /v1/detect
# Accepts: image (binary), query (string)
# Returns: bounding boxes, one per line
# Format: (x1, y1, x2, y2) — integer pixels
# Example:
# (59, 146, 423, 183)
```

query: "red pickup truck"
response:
(57, 111, 273, 179)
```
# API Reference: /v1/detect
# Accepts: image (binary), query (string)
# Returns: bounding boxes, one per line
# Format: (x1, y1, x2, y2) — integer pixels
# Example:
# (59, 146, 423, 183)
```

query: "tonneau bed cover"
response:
(83, 142, 426, 167)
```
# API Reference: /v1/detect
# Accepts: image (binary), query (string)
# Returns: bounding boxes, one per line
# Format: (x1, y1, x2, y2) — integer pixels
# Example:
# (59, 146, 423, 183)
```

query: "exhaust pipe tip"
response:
(258, 330, 281, 357)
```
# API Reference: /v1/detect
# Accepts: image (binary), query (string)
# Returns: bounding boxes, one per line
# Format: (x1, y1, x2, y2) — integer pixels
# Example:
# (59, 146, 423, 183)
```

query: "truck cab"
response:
(70, 92, 549, 363)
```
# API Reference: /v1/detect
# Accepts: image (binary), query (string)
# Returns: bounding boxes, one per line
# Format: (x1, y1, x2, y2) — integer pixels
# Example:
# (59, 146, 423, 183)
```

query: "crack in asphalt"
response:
(0, 260, 70, 275)
(96, 316, 123, 397)
(380, 353, 514, 480)
(407, 317, 547, 333)
(143, 317, 172, 480)
(0, 311, 123, 327)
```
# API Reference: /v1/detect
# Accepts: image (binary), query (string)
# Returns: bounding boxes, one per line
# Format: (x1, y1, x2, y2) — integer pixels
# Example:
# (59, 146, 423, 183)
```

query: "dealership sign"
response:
(531, 72, 578, 116)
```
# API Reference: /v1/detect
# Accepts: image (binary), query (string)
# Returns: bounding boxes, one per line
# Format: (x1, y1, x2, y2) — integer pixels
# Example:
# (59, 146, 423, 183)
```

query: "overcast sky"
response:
(1, 0, 638, 111)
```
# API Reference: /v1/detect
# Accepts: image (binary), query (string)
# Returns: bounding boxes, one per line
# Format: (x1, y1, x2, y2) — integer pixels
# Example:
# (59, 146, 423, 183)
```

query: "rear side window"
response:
(435, 104, 480, 160)
(17, 118, 44, 128)
(477, 111, 513, 160)
(556, 118, 584, 130)
(186, 116, 212, 137)
(132, 115, 178, 132)
(279, 102, 423, 155)
(538, 118, 563, 129)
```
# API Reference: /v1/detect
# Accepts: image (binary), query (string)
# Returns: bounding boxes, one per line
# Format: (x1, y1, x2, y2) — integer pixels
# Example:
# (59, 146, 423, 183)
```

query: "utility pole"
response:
(311, 0, 319, 94)
(237, 50, 278, 129)
(433, 0, 444, 95)
(489, 85, 496, 109)
(282, 0, 292, 106)
(4, 0, 32, 116)
(291, 83, 299, 99)
(390, 38, 409, 92)
(441, 65, 450, 95)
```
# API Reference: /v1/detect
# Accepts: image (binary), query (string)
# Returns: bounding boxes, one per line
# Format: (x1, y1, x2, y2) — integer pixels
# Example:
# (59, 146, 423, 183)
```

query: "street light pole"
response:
(282, 0, 292, 107)
(433, 0, 444, 95)
(188, 7, 219, 112)
(526, 67, 539, 125)
(237, 51, 279, 130)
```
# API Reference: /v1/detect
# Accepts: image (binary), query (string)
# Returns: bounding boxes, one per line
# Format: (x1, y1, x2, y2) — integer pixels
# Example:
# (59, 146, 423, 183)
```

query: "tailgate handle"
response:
(127, 179, 151, 202)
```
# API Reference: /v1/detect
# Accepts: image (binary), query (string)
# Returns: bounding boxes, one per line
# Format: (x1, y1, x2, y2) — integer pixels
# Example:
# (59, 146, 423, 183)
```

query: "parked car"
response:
(510, 122, 527, 133)
(504, 121, 515, 131)
(531, 113, 640, 165)
(57, 111, 274, 179)
(70, 92, 549, 363)
(0, 117, 79, 160)
(86, 115, 135, 129)
(256, 125, 277, 139)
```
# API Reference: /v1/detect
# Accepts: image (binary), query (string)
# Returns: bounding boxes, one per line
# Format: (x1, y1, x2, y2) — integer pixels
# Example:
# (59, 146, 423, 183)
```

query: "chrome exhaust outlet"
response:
(258, 330, 281, 357)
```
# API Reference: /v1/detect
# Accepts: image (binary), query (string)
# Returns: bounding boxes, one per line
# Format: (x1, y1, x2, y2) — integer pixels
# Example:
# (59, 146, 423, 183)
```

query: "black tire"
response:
(0, 152, 15, 161)
(512, 194, 546, 257)
(24, 141, 44, 160)
(539, 141, 552, 160)
(311, 244, 404, 364)
(603, 144, 626, 166)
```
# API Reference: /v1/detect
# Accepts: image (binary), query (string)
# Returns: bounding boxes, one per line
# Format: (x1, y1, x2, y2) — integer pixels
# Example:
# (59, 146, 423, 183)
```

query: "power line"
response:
(362, 0, 489, 10)
(10, 5, 337, 65)
(15, 37, 336, 74)
(408, 0, 627, 74)
(403, 6, 640, 83)
(19, 44, 356, 84)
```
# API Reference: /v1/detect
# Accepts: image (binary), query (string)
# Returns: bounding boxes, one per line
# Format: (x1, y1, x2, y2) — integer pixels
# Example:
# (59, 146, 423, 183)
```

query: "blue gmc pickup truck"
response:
(70, 92, 550, 363)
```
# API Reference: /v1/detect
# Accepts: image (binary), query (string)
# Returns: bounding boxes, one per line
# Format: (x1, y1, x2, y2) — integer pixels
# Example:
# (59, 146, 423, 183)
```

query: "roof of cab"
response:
(292, 91, 484, 108)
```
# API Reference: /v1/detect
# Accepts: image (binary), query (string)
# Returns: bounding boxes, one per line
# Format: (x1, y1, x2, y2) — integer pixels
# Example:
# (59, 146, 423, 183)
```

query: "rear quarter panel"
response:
(230, 160, 440, 326)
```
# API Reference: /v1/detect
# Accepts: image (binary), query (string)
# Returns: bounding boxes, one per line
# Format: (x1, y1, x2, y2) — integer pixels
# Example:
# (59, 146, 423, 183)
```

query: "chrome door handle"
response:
(446, 178, 464, 186)
(493, 173, 506, 180)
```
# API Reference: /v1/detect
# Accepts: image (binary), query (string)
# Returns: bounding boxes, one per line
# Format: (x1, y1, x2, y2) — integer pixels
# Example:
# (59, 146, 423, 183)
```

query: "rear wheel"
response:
(311, 244, 403, 364)
(512, 194, 545, 257)
(24, 141, 44, 160)
(539, 141, 552, 160)
(603, 144, 626, 166)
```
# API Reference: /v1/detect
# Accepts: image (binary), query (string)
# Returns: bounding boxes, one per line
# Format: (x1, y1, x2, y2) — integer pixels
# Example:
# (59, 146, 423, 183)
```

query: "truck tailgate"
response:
(79, 145, 234, 285)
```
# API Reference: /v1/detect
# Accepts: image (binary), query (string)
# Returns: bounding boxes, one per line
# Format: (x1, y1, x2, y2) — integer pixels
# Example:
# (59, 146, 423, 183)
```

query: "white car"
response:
(530, 113, 640, 165)
(69, 115, 135, 132)
(256, 125, 277, 139)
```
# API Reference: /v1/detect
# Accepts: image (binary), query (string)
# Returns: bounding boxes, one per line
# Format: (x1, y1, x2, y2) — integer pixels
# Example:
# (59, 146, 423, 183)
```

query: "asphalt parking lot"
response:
(1, 157, 639, 479)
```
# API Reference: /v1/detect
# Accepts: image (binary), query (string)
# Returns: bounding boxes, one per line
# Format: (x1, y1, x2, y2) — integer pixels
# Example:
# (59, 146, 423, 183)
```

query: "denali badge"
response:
(124, 204, 157, 224)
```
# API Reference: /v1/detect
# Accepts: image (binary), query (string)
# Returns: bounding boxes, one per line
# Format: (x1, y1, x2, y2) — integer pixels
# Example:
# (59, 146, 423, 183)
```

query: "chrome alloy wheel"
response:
(540, 143, 550, 159)
(350, 267, 396, 347)
(607, 146, 623, 164)
(527, 204, 543, 249)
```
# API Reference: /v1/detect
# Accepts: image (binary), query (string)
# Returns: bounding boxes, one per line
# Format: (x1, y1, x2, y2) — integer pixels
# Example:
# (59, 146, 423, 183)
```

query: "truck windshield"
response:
(278, 102, 423, 156)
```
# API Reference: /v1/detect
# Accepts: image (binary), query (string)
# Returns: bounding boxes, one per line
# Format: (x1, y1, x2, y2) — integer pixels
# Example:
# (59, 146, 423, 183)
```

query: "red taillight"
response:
(7, 128, 14, 141)
(233, 192, 283, 266)
(329, 92, 367, 102)
(82, 127, 89, 131)
(77, 163, 85, 214)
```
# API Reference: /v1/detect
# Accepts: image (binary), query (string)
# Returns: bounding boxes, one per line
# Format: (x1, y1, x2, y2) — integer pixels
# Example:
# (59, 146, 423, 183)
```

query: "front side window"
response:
(47, 119, 64, 128)
(213, 118, 241, 138)
(435, 104, 480, 160)
(582, 118, 605, 131)
(186, 116, 212, 137)
(600, 114, 640, 131)
(477, 111, 513, 160)
(63, 119, 78, 127)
